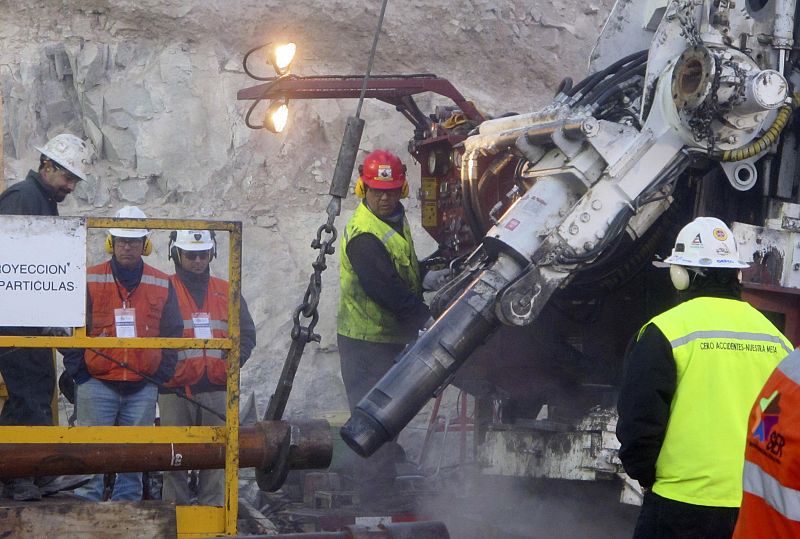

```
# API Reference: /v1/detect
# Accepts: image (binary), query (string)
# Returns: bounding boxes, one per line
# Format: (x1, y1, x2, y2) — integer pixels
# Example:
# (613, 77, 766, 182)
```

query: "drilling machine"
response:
(333, 0, 800, 498)
(240, 0, 800, 501)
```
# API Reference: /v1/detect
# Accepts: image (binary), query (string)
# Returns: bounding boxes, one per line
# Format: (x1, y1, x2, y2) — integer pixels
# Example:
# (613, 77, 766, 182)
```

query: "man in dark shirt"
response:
(62, 206, 183, 501)
(337, 150, 441, 497)
(0, 134, 93, 501)
(617, 217, 790, 538)
(159, 229, 256, 506)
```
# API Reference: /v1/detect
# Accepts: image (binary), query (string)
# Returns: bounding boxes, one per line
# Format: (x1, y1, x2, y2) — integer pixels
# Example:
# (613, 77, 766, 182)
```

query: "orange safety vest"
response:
(84, 261, 171, 381)
(166, 274, 229, 388)
(734, 349, 800, 537)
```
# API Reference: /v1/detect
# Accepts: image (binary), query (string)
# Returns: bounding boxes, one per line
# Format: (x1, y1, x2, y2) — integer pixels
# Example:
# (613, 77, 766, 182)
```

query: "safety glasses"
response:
(182, 250, 211, 261)
(51, 160, 82, 183)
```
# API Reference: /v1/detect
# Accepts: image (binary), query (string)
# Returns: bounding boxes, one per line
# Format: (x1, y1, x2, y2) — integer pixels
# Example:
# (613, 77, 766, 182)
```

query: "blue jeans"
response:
(74, 378, 158, 501)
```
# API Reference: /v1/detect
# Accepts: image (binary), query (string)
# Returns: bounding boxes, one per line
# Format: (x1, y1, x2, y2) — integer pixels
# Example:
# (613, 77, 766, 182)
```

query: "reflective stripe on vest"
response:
(670, 331, 792, 354)
(778, 355, 800, 384)
(167, 274, 230, 387)
(337, 201, 422, 344)
(84, 261, 170, 381)
(87, 273, 169, 290)
(644, 297, 791, 507)
(742, 461, 800, 522)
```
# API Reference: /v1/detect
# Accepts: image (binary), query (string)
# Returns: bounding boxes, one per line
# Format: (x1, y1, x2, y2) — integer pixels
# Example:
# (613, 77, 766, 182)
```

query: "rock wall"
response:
(1, 0, 613, 431)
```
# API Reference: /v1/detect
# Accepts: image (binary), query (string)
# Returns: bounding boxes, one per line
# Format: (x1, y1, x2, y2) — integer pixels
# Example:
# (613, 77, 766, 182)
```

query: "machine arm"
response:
(342, 0, 796, 456)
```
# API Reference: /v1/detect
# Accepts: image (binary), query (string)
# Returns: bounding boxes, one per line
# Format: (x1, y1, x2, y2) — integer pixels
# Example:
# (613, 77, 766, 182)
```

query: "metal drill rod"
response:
(0, 420, 331, 479)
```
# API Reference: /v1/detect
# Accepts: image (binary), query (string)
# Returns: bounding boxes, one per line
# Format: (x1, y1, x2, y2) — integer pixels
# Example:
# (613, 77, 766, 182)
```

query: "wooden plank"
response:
(0, 500, 177, 538)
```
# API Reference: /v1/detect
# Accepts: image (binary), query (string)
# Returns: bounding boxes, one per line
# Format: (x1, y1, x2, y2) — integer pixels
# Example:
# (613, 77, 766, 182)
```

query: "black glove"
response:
(58, 371, 76, 404)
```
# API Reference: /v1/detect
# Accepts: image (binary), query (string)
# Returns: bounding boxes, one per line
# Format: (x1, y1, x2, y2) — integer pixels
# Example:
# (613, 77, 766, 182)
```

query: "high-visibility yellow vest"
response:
(642, 297, 792, 507)
(338, 202, 422, 344)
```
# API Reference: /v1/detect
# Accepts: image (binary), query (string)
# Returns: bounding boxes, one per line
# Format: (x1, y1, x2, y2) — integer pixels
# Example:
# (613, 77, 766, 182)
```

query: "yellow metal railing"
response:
(0, 216, 243, 537)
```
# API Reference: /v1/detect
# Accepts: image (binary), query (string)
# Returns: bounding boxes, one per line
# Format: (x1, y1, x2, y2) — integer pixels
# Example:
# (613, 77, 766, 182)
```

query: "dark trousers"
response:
(0, 347, 54, 426)
(634, 491, 739, 539)
(337, 334, 407, 494)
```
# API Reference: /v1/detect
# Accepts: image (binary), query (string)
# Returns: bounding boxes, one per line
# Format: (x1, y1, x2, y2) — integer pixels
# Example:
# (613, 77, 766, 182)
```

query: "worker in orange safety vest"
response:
(159, 229, 256, 506)
(733, 348, 800, 537)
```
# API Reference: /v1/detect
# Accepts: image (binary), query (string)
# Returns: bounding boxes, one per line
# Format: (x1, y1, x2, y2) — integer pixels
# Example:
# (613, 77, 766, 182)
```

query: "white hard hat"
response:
(109, 206, 149, 238)
(173, 230, 214, 251)
(35, 134, 94, 181)
(663, 217, 749, 269)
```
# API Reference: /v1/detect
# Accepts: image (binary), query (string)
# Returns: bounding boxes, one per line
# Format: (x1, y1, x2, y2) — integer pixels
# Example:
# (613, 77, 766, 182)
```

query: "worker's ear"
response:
(670, 265, 690, 291)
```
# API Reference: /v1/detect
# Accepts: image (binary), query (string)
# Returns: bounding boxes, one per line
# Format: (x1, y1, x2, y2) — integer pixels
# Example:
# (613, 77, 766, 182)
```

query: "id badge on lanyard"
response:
(192, 312, 213, 339)
(114, 308, 137, 338)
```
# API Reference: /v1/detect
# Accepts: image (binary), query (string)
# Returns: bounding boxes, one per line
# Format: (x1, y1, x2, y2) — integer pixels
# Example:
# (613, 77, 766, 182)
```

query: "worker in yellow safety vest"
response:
(616, 216, 792, 538)
(337, 149, 445, 497)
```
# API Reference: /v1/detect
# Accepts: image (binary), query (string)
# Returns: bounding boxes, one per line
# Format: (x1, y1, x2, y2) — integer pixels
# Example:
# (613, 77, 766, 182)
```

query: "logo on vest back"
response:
(751, 390, 785, 461)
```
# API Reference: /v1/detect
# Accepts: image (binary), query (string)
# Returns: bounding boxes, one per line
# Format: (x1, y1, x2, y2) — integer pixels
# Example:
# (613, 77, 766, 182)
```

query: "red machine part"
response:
(237, 74, 519, 258)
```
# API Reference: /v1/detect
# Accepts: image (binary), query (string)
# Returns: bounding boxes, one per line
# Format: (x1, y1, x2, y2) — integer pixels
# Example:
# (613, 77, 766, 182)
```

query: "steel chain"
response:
(291, 209, 339, 343)
(676, 0, 701, 47)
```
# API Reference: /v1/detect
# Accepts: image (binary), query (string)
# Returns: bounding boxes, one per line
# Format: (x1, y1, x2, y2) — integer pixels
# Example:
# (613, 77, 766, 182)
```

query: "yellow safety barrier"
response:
(0, 216, 243, 537)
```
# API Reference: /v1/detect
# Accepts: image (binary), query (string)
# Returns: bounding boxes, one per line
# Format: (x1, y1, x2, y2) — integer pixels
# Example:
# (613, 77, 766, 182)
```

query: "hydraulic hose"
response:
(567, 50, 647, 99)
(577, 58, 648, 107)
(716, 92, 800, 162)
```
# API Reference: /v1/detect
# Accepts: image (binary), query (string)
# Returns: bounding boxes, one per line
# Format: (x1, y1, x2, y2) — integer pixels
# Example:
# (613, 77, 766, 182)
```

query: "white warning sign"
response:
(0, 215, 87, 327)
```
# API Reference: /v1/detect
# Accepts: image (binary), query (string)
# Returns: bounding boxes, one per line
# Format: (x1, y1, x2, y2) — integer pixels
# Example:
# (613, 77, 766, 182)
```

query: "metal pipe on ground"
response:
(0, 420, 331, 479)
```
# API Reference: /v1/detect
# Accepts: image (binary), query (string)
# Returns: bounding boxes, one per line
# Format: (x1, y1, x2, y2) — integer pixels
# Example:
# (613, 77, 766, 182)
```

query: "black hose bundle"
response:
(567, 50, 648, 103)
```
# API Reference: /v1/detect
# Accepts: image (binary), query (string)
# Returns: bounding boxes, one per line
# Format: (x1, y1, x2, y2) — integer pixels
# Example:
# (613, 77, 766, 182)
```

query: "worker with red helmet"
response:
(337, 149, 439, 497)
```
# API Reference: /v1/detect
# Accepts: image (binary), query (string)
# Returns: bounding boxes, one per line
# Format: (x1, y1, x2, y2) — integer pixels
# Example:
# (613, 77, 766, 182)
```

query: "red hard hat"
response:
(359, 150, 406, 190)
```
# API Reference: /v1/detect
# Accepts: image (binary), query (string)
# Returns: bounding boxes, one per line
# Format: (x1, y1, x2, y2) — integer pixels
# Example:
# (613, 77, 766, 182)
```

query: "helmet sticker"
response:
(699, 258, 712, 265)
(691, 233, 702, 246)
(377, 165, 393, 180)
(713, 228, 728, 241)
(716, 246, 730, 255)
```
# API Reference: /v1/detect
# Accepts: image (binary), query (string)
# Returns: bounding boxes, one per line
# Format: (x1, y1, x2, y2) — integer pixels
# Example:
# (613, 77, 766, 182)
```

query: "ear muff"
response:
(106, 235, 152, 256)
(142, 237, 153, 257)
(354, 178, 409, 199)
(355, 178, 367, 198)
(670, 265, 691, 291)
(209, 230, 218, 259)
(168, 231, 178, 261)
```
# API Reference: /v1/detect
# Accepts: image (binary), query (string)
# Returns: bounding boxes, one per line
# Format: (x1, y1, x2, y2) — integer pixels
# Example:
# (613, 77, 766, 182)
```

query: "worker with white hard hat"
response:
(62, 206, 183, 502)
(0, 133, 93, 213)
(0, 133, 94, 502)
(158, 230, 256, 506)
(617, 216, 792, 537)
